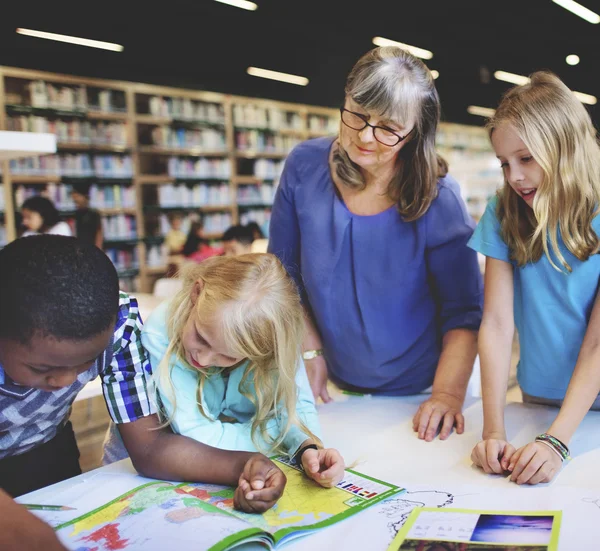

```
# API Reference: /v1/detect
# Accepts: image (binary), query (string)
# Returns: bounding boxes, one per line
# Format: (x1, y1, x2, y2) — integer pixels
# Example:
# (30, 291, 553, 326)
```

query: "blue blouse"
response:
(268, 137, 483, 395)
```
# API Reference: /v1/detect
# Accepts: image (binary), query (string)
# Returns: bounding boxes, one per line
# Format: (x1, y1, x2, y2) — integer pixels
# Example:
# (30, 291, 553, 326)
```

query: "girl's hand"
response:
(412, 392, 465, 441)
(507, 441, 563, 485)
(234, 454, 287, 513)
(471, 437, 516, 474)
(301, 447, 345, 488)
(305, 356, 332, 403)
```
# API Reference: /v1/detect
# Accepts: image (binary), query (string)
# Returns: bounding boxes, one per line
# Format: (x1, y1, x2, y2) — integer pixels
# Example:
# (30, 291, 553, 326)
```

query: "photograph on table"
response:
(387, 508, 561, 551)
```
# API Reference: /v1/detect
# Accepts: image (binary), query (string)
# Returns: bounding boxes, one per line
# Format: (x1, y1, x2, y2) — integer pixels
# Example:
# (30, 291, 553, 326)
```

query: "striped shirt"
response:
(0, 292, 156, 459)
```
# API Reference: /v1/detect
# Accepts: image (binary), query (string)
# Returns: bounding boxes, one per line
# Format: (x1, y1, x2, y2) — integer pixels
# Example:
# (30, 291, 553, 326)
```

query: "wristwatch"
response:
(302, 349, 323, 361)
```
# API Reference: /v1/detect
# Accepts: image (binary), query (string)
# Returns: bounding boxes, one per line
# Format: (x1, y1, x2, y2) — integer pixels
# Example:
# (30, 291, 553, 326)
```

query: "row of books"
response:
(237, 183, 275, 205)
(102, 214, 137, 241)
(7, 116, 127, 146)
(15, 184, 73, 211)
(26, 81, 124, 113)
(151, 127, 226, 151)
(10, 154, 134, 178)
(235, 131, 301, 153)
(167, 157, 231, 179)
(105, 248, 139, 272)
(157, 183, 231, 208)
(253, 158, 285, 180)
(232, 105, 302, 131)
(308, 114, 339, 134)
(148, 96, 225, 123)
(158, 212, 232, 235)
(239, 208, 271, 227)
(29, 81, 86, 111)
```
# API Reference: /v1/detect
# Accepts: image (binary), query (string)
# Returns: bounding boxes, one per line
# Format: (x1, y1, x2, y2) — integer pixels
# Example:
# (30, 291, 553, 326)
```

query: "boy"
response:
(71, 182, 103, 248)
(222, 224, 254, 256)
(0, 236, 286, 550)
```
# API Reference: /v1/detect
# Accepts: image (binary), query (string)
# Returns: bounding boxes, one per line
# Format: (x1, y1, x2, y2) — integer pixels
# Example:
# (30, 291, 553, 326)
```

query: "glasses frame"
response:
(339, 107, 412, 147)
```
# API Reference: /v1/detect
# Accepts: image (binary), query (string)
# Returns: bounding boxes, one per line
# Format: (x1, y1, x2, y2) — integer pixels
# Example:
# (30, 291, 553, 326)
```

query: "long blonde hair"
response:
(489, 71, 600, 271)
(155, 253, 319, 454)
(333, 46, 442, 221)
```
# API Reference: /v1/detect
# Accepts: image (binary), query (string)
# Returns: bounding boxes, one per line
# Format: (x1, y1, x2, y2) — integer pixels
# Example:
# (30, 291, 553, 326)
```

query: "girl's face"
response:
(339, 97, 414, 171)
(181, 303, 243, 370)
(22, 208, 44, 232)
(492, 123, 544, 208)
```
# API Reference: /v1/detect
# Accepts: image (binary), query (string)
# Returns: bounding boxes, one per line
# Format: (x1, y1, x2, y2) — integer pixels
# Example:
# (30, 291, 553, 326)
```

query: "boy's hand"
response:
(413, 392, 465, 441)
(471, 437, 516, 474)
(0, 490, 68, 550)
(301, 447, 345, 488)
(507, 441, 562, 485)
(234, 454, 286, 513)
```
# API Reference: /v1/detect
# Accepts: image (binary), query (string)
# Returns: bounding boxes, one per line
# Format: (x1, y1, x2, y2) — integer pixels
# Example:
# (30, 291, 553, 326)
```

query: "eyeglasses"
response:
(340, 108, 412, 147)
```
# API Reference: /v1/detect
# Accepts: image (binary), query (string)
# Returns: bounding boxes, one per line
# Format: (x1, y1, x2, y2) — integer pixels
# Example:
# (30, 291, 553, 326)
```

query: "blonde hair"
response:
(333, 46, 442, 221)
(489, 71, 600, 271)
(155, 253, 319, 454)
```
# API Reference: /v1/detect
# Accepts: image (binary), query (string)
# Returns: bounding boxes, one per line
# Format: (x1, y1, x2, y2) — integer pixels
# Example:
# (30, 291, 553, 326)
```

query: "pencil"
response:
(21, 504, 76, 511)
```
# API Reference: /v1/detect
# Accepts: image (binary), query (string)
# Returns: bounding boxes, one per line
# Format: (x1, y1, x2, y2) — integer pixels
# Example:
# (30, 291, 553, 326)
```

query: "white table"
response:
(22, 392, 600, 549)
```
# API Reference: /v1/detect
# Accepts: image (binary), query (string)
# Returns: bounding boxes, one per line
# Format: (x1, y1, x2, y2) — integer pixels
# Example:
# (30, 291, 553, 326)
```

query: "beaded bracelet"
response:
(535, 433, 571, 462)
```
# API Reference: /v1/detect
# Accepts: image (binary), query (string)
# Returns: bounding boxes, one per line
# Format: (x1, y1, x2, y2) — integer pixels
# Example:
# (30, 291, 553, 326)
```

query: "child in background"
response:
(222, 224, 254, 256)
(21, 196, 72, 237)
(0, 236, 288, 550)
(469, 72, 600, 485)
(143, 254, 345, 488)
(71, 183, 103, 248)
(164, 212, 187, 255)
(182, 220, 222, 263)
(247, 221, 265, 240)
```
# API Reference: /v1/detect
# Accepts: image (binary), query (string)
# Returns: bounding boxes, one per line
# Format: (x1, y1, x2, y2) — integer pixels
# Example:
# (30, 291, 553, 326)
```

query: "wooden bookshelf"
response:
(0, 65, 499, 292)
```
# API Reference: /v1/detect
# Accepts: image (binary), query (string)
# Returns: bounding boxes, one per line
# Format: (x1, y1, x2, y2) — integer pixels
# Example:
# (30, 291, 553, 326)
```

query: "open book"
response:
(54, 457, 402, 550)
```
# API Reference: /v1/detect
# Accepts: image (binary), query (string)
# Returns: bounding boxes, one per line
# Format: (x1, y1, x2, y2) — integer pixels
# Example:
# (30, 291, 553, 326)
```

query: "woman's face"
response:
(22, 208, 44, 232)
(339, 97, 415, 171)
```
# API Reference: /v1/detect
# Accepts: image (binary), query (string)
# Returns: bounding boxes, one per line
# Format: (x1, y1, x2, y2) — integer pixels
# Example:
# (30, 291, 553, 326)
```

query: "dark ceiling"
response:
(1, 0, 600, 125)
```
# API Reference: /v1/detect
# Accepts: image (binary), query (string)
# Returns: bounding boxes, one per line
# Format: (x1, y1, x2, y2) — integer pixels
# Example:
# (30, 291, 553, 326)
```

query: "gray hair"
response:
(334, 46, 443, 221)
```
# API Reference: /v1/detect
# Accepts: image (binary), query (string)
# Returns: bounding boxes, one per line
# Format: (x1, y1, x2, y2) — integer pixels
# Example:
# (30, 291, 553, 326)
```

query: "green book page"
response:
(387, 507, 562, 551)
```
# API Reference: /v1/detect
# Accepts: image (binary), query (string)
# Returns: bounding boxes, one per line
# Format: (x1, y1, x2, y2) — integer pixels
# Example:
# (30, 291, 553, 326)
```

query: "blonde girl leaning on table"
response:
(142, 254, 345, 508)
(470, 72, 600, 485)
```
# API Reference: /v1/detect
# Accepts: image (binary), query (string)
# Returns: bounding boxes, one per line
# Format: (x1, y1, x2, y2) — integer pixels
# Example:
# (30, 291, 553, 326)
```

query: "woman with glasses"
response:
(268, 47, 483, 442)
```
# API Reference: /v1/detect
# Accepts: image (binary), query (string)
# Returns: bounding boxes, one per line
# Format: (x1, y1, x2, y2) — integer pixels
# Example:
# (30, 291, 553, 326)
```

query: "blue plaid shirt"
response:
(0, 292, 156, 458)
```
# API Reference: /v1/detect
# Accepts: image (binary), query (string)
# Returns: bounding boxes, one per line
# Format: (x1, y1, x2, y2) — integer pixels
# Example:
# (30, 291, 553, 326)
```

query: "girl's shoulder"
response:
(142, 299, 171, 338)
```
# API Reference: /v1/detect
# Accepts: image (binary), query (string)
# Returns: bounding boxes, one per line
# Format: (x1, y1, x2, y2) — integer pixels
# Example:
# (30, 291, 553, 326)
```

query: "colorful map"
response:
(54, 459, 402, 550)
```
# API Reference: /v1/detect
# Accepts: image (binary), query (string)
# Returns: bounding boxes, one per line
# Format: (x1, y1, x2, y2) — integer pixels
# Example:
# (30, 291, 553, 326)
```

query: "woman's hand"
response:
(507, 441, 563, 485)
(471, 434, 516, 474)
(305, 356, 332, 403)
(412, 392, 465, 441)
(301, 447, 345, 488)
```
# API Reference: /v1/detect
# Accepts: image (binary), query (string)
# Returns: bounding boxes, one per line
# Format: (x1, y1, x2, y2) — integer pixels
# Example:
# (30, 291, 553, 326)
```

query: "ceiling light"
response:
(431, 70, 439, 80)
(372, 37, 433, 60)
(214, 0, 257, 10)
(566, 54, 580, 65)
(16, 28, 123, 52)
(494, 70, 530, 85)
(467, 106, 496, 118)
(247, 67, 308, 86)
(552, 0, 599, 23)
(573, 91, 597, 105)
(495, 70, 597, 105)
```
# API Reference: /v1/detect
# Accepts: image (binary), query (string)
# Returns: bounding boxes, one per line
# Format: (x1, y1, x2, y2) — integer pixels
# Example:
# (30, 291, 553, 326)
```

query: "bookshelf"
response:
(0, 66, 500, 292)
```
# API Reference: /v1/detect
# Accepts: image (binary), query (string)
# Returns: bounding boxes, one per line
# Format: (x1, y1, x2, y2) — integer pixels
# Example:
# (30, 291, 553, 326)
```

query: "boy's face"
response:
(223, 240, 252, 257)
(71, 192, 88, 209)
(0, 326, 113, 391)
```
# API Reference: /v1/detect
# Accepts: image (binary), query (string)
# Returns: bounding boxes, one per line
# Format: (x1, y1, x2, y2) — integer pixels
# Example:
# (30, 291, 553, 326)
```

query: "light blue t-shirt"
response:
(469, 196, 600, 400)
(141, 300, 321, 455)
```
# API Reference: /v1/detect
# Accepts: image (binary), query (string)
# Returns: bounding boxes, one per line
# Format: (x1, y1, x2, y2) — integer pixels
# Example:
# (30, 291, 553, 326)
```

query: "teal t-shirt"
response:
(469, 196, 600, 400)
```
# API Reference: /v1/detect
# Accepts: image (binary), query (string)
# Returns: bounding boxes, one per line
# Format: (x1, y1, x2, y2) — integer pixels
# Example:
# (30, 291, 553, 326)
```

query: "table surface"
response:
(22, 391, 600, 549)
